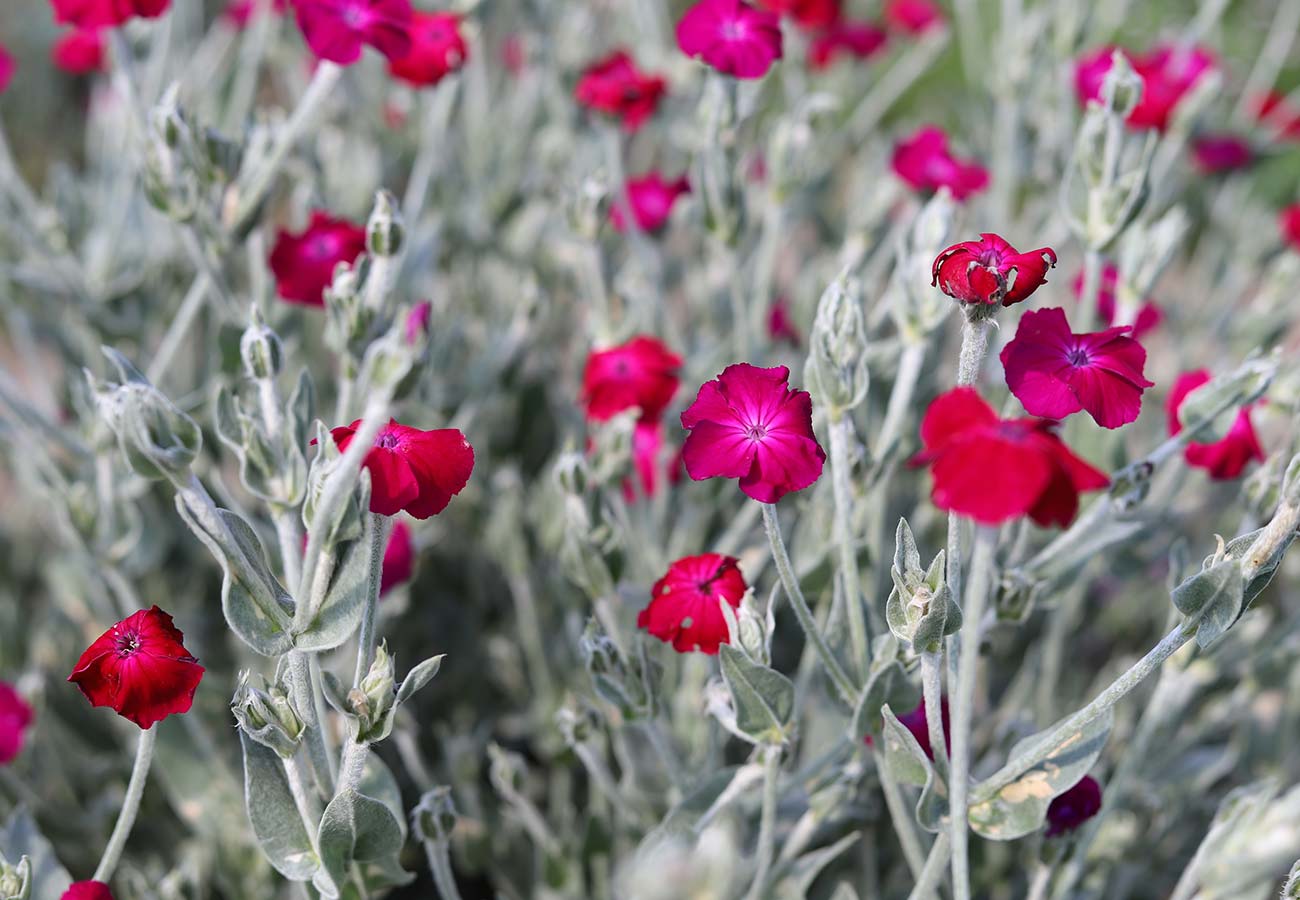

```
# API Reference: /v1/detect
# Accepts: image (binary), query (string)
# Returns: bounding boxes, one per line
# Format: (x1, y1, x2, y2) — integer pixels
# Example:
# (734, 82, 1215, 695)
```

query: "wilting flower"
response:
(224, 0, 286, 29)
(756, 0, 839, 29)
(892, 126, 989, 201)
(681, 363, 826, 503)
(575, 50, 667, 132)
(582, 336, 682, 424)
(1167, 371, 1264, 480)
(268, 210, 367, 307)
(1281, 203, 1300, 252)
(67, 606, 205, 730)
(884, 0, 943, 34)
(50, 0, 170, 28)
(388, 11, 466, 87)
(1075, 44, 1216, 131)
(1190, 134, 1254, 174)
(638, 554, 747, 653)
(808, 20, 888, 70)
(293, 0, 412, 65)
(1046, 775, 1102, 837)
(52, 29, 105, 74)
(61, 884, 115, 900)
(1072, 264, 1161, 338)
(610, 173, 691, 233)
(932, 233, 1057, 307)
(914, 388, 1109, 526)
(767, 297, 801, 346)
(676, 0, 783, 80)
(0, 682, 32, 765)
(0, 45, 13, 94)
(380, 520, 414, 594)
(326, 419, 475, 518)
(1001, 307, 1153, 429)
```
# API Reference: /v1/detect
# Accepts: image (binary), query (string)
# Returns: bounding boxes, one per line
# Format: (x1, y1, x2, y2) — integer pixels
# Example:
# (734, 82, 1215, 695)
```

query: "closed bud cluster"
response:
(142, 84, 238, 222)
(231, 669, 304, 759)
(412, 786, 458, 844)
(366, 189, 404, 257)
(552, 454, 616, 600)
(580, 619, 656, 720)
(1100, 51, 1144, 119)
(555, 702, 597, 746)
(214, 385, 306, 507)
(804, 275, 869, 415)
(885, 519, 960, 653)
(88, 348, 201, 483)
(348, 643, 397, 741)
(240, 311, 283, 380)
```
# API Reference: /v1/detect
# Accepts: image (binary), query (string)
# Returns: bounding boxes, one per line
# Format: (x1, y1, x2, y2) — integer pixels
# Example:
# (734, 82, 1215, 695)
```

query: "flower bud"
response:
(1175, 353, 1277, 440)
(734, 591, 771, 665)
(487, 742, 527, 796)
(412, 786, 458, 844)
(1100, 50, 1143, 119)
(350, 642, 397, 741)
(804, 275, 869, 415)
(88, 348, 201, 482)
(580, 619, 655, 720)
(240, 311, 283, 381)
(214, 386, 305, 507)
(231, 670, 304, 759)
(0, 855, 31, 900)
(366, 189, 404, 257)
(552, 455, 615, 600)
(885, 519, 960, 652)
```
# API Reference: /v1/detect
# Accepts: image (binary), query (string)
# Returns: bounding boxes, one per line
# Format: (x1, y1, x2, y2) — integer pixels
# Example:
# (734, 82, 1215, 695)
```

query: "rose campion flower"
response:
(388, 11, 467, 88)
(676, 0, 783, 81)
(225, 0, 286, 29)
(0, 681, 33, 765)
(1190, 134, 1254, 174)
(913, 388, 1109, 526)
(379, 520, 414, 595)
(1071, 264, 1161, 338)
(575, 50, 668, 133)
(932, 233, 1057, 307)
(1281, 203, 1300, 252)
(756, 0, 839, 29)
(67, 606, 205, 730)
(610, 173, 690, 233)
(1075, 44, 1215, 131)
(892, 126, 989, 202)
(681, 363, 826, 503)
(326, 419, 474, 518)
(0, 45, 14, 94)
(405, 300, 432, 345)
(884, 0, 943, 34)
(767, 297, 801, 346)
(293, 0, 412, 65)
(52, 29, 106, 75)
(627, 420, 668, 500)
(1046, 775, 1102, 837)
(808, 20, 888, 70)
(1000, 307, 1154, 429)
(268, 210, 367, 307)
(582, 336, 682, 424)
(1166, 371, 1264, 480)
(50, 0, 170, 28)
(638, 554, 747, 653)
(61, 884, 114, 900)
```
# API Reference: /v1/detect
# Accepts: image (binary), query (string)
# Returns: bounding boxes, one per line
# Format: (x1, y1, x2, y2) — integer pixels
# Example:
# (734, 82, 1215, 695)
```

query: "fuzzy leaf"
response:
(294, 508, 376, 652)
(238, 733, 319, 882)
(718, 645, 794, 745)
(396, 654, 445, 705)
(1172, 558, 1246, 650)
(850, 659, 920, 740)
(772, 831, 860, 899)
(316, 788, 405, 895)
(880, 704, 948, 831)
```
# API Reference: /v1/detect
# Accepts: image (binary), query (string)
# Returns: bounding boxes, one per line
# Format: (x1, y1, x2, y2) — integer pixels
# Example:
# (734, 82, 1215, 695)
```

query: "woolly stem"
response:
(906, 831, 950, 900)
(828, 413, 871, 681)
(873, 748, 928, 881)
(744, 744, 782, 900)
(92, 725, 157, 883)
(353, 513, 393, 687)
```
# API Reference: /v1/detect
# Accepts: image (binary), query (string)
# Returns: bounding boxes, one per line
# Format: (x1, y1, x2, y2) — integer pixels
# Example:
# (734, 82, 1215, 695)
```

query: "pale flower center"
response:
(115, 630, 142, 657)
(375, 432, 400, 449)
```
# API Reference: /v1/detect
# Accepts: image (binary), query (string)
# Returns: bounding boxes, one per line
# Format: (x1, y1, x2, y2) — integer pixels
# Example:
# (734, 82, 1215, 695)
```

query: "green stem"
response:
(92, 725, 157, 883)
(828, 414, 871, 681)
(745, 745, 782, 900)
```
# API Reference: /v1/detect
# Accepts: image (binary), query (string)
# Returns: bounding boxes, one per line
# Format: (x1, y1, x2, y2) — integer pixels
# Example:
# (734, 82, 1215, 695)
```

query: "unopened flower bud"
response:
(412, 786, 458, 844)
(804, 275, 869, 414)
(240, 312, 283, 380)
(303, 423, 366, 545)
(1100, 51, 1143, 119)
(366, 189, 404, 257)
(359, 330, 419, 397)
(231, 670, 304, 759)
(0, 855, 30, 900)
(352, 642, 397, 740)
(487, 742, 527, 795)
(885, 519, 960, 652)
(89, 348, 201, 482)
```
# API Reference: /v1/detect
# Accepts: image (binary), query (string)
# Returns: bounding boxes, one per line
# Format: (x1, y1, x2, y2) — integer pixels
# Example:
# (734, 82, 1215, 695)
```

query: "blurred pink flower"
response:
(884, 0, 943, 34)
(676, 0, 783, 80)
(0, 45, 14, 94)
(757, 0, 839, 29)
(388, 11, 466, 87)
(0, 681, 32, 765)
(932, 233, 1057, 307)
(575, 50, 667, 132)
(1190, 134, 1253, 173)
(52, 29, 105, 74)
(808, 20, 888, 70)
(1167, 371, 1264, 480)
(405, 300, 432, 344)
(61, 883, 114, 900)
(1252, 91, 1300, 142)
(610, 173, 690, 233)
(767, 297, 801, 346)
(268, 210, 367, 307)
(379, 520, 414, 594)
(293, 0, 412, 65)
(892, 125, 989, 201)
(582, 336, 682, 424)
(1071, 264, 1162, 338)
(225, 0, 286, 29)
(1281, 203, 1300, 252)
(50, 0, 170, 28)
(1075, 44, 1216, 131)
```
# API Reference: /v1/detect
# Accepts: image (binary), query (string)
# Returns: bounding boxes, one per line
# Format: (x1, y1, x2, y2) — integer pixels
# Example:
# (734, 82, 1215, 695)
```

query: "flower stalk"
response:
(92, 725, 158, 884)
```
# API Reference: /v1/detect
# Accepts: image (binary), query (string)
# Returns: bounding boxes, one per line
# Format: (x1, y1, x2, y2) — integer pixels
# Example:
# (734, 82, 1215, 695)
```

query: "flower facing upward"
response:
(582, 336, 682, 424)
(61, 884, 115, 900)
(379, 520, 414, 595)
(67, 606, 205, 730)
(610, 173, 691, 233)
(268, 210, 367, 307)
(681, 363, 826, 503)
(1046, 775, 1102, 837)
(1072, 264, 1161, 338)
(1281, 203, 1300, 252)
(1191, 134, 1254, 174)
(388, 11, 467, 87)
(914, 388, 1109, 526)
(884, 0, 943, 34)
(756, 0, 839, 29)
(575, 50, 668, 132)
(327, 419, 475, 518)
(1166, 371, 1264, 480)
(0, 45, 13, 94)
(638, 554, 747, 653)
(892, 126, 989, 202)
(1000, 307, 1153, 429)
(676, 0, 783, 80)
(1075, 44, 1215, 131)
(52, 29, 106, 74)
(50, 0, 170, 29)
(932, 233, 1057, 307)
(293, 0, 412, 65)
(0, 681, 33, 765)
(808, 20, 888, 70)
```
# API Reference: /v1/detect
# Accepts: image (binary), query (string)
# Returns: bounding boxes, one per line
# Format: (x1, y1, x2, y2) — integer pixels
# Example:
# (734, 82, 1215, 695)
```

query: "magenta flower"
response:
(0, 681, 33, 765)
(575, 50, 668, 132)
(1071, 264, 1161, 338)
(379, 520, 414, 595)
(52, 29, 105, 74)
(50, 0, 169, 28)
(1046, 776, 1102, 837)
(808, 20, 888, 70)
(932, 233, 1057, 307)
(268, 210, 367, 307)
(892, 126, 989, 202)
(0, 44, 14, 94)
(1075, 44, 1215, 132)
(884, 0, 943, 34)
(1191, 134, 1254, 174)
(1282, 203, 1300, 252)
(293, 0, 412, 65)
(757, 0, 839, 30)
(404, 300, 432, 344)
(1254, 91, 1300, 142)
(610, 173, 691, 233)
(767, 297, 801, 346)
(1001, 307, 1153, 429)
(388, 11, 467, 87)
(676, 0, 783, 80)
(681, 363, 826, 503)
(1167, 371, 1264, 480)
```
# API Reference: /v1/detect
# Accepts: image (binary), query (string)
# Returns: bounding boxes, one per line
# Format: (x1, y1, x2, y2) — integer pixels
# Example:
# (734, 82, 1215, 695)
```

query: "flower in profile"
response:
(293, 0, 412, 65)
(892, 126, 989, 202)
(67, 606, 205, 730)
(1046, 775, 1102, 837)
(225, 0, 286, 29)
(808, 20, 888, 70)
(1166, 371, 1264, 480)
(388, 11, 467, 87)
(575, 50, 668, 132)
(52, 29, 105, 74)
(61, 884, 115, 900)
(1281, 203, 1300, 252)
(50, 0, 170, 28)
(757, 0, 839, 29)
(1001, 307, 1153, 429)
(767, 297, 801, 346)
(627, 420, 670, 500)
(326, 419, 474, 518)
(610, 173, 691, 233)
(676, 0, 783, 80)
(897, 697, 949, 759)
(0, 681, 33, 765)
(681, 363, 826, 503)
(884, 0, 943, 34)
(268, 210, 367, 307)
(638, 554, 747, 653)
(583, 336, 682, 424)
(0, 45, 14, 94)
(379, 520, 414, 595)
(932, 233, 1057, 307)
(1190, 134, 1254, 174)
(404, 300, 432, 344)
(1075, 44, 1215, 131)
(1071, 264, 1161, 338)
(913, 388, 1109, 526)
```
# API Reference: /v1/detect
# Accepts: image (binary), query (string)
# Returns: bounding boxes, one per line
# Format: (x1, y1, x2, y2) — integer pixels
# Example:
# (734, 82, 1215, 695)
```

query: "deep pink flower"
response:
(626, 420, 668, 500)
(1071, 264, 1162, 338)
(681, 363, 826, 503)
(767, 297, 801, 346)
(575, 50, 668, 132)
(1166, 371, 1264, 480)
(0, 681, 33, 765)
(225, 0, 286, 29)
(1191, 134, 1253, 173)
(884, 0, 943, 34)
(405, 300, 432, 344)
(676, 0, 783, 80)
(892, 126, 989, 202)
(1282, 204, 1300, 252)
(0, 45, 13, 94)
(50, 0, 169, 28)
(379, 520, 414, 595)
(388, 11, 466, 87)
(1001, 307, 1153, 429)
(582, 336, 682, 424)
(1046, 775, 1102, 837)
(268, 210, 367, 307)
(638, 554, 748, 653)
(1075, 44, 1216, 131)
(326, 419, 474, 518)
(52, 29, 105, 74)
(913, 388, 1109, 526)
(808, 20, 888, 70)
(756, 0, 839, 29)
(67, 607, 205, 730)
(610, 173, 691, 233)
(61, 884, 114, 900)
(932, 233, 1057, 307)
(293, 0, 412, 65)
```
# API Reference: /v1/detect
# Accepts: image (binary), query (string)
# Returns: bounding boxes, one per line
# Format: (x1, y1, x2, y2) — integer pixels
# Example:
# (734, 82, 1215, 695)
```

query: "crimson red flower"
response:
(326, 419, 474, 518)
(1001, 307, 1153, 429)
(0, 45, 13, 94)
(892, 126, 989, 202)
(914, 388, 1108, 526)
(50, 0, 169, 28)
(756, 0, 839, 29)
(884, 0, 943, 34)
(575, 50, 668, 133)
(582, 336, 682, 424)
(293, 0, 411, 65)
(52, 29, 105, 74)
(225, 0, 286, 29)
(676, 0, 783, 80)
(681, 363, 826, 503)
(388, 11, 466, 87)
(932, 233, 1057, 307)
(61, 884, 114, 900)
(1190, 134, 1254, 174)
(0, 681, 33, 765)
(1046, 775, 1102, 837)
(610, 173, 690, 233)
(67, 607, 204, 730)
(268, 210, 366, 307)
(638, 554, 747, 653)
(808, 20, 888, 70)
(1282, 203, 1300, 252)
(1166, 371, 1264, 480)
(379, 520, 414, 595)
(1075, 44, 1215, 131)
(767, 297, 801, 346)
(1071, 264, 1161, 338)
